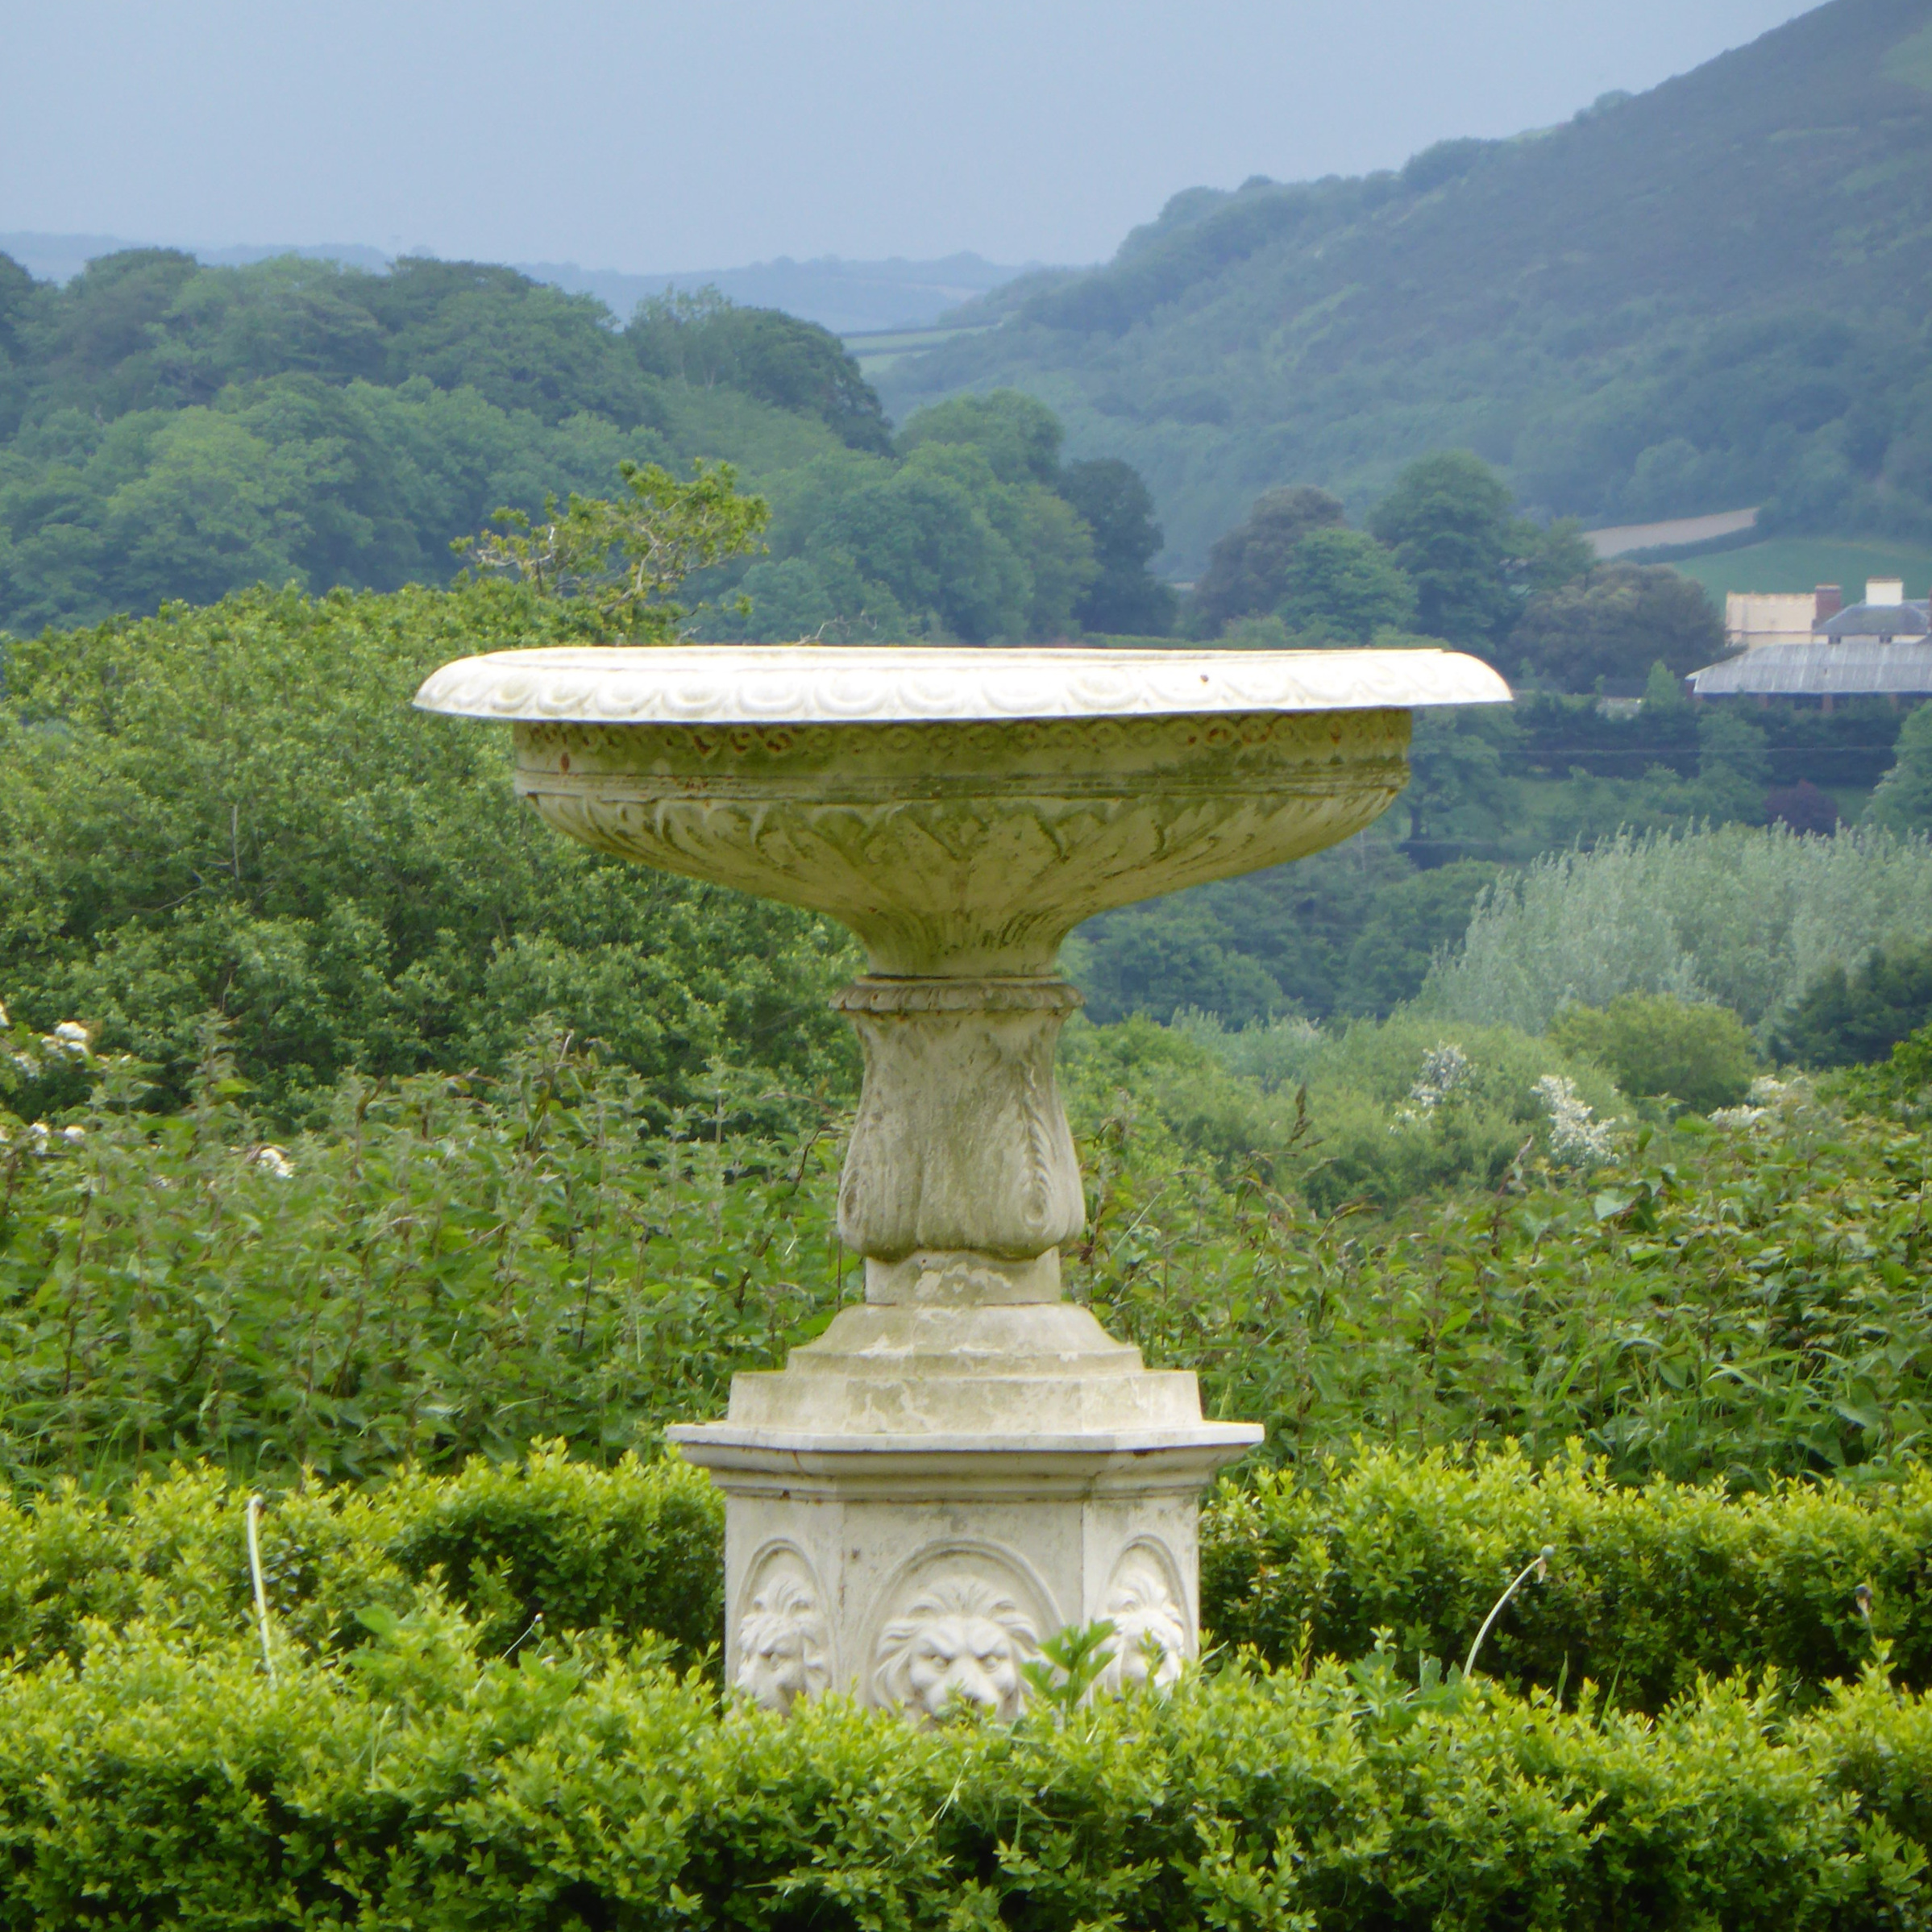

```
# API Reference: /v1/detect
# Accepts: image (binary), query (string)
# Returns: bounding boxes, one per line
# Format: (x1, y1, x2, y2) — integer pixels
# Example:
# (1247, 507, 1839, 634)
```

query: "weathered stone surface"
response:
(503, 707, 1411, 976)
(415, 643, 1510, 1714)
(833, 977, 1085, 1271)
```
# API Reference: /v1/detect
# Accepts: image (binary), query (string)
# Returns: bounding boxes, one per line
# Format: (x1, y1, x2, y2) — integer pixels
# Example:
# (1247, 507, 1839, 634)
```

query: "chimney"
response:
(1868, 578, 1905, 608)
(1814, 584, 1843, 625)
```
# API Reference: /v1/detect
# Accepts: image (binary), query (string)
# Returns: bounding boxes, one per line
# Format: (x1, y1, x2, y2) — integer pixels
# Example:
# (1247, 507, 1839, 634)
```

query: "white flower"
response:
(1708, 1105, 1768, 1129)
(1394, 1043, 1473, 1128)
(39, 1020, 91, 1062)
(250, 1144, 294, 1180)
(0, 999, 10, 1028)
(27, 1121, 50, 1154)
(1534, 1073, 1617, 1165)
(10, 1053, 37, 1077)
(1746, 1075, 1789, 1105)
(60, 1125, 85, 1145)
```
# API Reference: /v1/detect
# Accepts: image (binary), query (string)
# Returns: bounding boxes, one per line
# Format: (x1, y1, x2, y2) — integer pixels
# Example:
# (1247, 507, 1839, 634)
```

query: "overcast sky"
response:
(4, 0, 1818, 271)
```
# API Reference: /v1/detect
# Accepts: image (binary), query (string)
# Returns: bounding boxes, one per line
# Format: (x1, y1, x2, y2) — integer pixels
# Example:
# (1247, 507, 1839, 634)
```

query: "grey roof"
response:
(1816, 600, 1930, 640)
(1690, 640, 1932, 696)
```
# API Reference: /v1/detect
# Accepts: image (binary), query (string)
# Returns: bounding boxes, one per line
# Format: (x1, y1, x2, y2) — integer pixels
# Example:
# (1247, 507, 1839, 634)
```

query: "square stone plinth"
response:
(667, 1427, 1259, 1718)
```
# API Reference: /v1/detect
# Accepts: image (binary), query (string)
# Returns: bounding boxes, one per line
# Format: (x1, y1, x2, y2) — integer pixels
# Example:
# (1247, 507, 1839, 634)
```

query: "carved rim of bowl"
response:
(414, 643, 1511, 729)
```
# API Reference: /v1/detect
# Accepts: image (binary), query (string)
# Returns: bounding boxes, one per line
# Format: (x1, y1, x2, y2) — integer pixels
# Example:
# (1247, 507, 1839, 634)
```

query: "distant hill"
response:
(522, 254, 1036, 334)
(878, 0, 1932, 573)
(0, 234, 393, 285)
(0, 235, 1034, 335)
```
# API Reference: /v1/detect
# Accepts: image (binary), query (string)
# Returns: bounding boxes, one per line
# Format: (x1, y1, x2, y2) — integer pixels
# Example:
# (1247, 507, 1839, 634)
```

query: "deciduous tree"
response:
(1189, 484, 1345, 634)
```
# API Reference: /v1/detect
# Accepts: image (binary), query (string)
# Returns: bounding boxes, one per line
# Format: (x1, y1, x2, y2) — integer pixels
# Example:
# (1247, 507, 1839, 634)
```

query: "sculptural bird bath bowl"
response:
(417, 641, 1509, 1711)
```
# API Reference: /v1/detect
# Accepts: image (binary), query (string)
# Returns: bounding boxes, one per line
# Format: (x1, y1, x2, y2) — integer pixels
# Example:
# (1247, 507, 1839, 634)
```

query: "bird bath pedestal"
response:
(416, 643, 1506, 1715)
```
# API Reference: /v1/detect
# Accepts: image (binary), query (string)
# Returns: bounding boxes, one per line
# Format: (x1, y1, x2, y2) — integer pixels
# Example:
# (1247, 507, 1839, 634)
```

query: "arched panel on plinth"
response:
(862, 1539, 1061, 1722)
(1096, 1536, 1190, 1695)
(732, 1539, 833, 1714)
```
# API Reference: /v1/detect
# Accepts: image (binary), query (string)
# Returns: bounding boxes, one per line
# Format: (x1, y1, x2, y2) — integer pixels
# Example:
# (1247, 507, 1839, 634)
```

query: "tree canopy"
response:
(1278, 526, 1417, 642)
(1514, 561, 1726, 689)
(1179, 452, 1597, 663)
(1367, 452, 1519, 649)
(0, 579, 858, 1117)
(0, 251, 1177, 646)
(1189, 485, 1344, 633)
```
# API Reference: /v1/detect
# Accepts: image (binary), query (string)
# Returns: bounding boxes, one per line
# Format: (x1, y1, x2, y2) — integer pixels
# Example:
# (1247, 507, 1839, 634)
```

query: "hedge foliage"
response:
(0, 1447, 722, 1675)
(0, 1605, 1927, 1929)
(4, 1449, 1931, 1922)
(7, 1444, 1930, 1722)
(1201, 1444, 1932, 1710)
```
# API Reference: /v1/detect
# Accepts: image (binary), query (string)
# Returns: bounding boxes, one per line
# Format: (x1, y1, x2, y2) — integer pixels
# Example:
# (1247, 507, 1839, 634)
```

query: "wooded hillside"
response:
(881, 0, 1932, 571)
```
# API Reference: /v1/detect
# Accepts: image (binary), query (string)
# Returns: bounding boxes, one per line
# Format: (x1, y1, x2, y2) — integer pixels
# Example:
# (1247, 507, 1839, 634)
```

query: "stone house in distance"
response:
(1694, 579, 1932, 708)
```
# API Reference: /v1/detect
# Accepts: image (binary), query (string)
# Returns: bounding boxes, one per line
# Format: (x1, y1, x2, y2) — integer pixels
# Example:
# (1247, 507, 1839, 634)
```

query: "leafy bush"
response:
(1768, 778, 1843, 836)
(1549, 991, 1758, 1113)
(1776, 941, 1932, 1068)
(1423, 823, 1932, 1038)
(0, 1611, 1925, 1928)
(12, 1440, 1931, 1722)
(0, 581, 860, 1114)
(1202, 1444, 1932, 1710)
(0, 1447, 723, 1675)
(1081, 1073, 1932, 1485)
(10, 1016, 1930, 1491)
(0, 1031, 846, 1487)
(1169, 1010, 1622, 1211)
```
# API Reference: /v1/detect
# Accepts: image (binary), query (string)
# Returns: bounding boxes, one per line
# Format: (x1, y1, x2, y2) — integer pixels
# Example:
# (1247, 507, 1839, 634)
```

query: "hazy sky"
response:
(5, 0, 1818, 271)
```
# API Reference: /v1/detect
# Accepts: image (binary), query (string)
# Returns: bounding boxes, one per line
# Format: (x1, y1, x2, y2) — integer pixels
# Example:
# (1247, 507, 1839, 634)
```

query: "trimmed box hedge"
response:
(1, 1618, 1930, 1929)
(7, 1444, 1930, 1715)
(4, 1448, 1932, 1923)
(1200, 1444, 1932, 1707)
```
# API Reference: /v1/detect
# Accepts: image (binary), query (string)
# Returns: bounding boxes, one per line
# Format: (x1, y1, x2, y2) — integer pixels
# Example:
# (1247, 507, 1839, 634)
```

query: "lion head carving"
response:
(733, 1565, 831, 1714)
(1097, 1548, 1187, 1695)
(872, 1571, 1040, 1721)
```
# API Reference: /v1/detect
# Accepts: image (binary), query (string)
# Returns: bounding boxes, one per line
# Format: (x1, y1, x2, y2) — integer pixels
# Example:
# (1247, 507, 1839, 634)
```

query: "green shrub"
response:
(1060, 1012, 1280, 1176)
(10, 1014, 1932, 1491)
(0, 581, 860, 1116)
(1261, 1013, 1621, 1211)
(1549, 991, 1759, 1113)
(13, 1442, 1932, 1725)
(1776, 941, 1932, 1067)
(0, 1031, 846, 1488)
(1074, 1010, 1622, 1211)
(1201, 1444, 1932, 1710)
(384, 1445, 723, 1661)
(0, 1613, 1924, 1929)
(0, 1447, 724, 1675)
(1082, 1074, 1932, 1485)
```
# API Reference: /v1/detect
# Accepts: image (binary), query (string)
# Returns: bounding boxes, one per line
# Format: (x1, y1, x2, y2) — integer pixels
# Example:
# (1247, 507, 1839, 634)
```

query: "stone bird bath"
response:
(416, 642, 1509, 1714)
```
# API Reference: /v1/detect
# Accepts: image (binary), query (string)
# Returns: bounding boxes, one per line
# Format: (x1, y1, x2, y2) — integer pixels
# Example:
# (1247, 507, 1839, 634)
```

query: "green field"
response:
(841, 322, 995, 376)
(1671, 536, 1932, 603)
